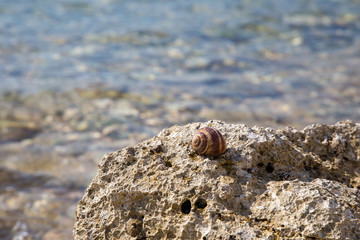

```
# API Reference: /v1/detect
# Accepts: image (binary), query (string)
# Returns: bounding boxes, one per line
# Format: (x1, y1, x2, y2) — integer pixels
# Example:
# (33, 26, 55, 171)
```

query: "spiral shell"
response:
(192, 127, 226, 157)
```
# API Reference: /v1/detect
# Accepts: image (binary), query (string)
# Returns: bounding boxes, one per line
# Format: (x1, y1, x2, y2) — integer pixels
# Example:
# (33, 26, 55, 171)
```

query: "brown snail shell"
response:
(192, 127, 226, 157)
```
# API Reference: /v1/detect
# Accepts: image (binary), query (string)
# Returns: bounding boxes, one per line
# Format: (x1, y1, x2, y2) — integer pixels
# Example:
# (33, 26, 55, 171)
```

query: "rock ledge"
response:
(74, 120, 360, 239)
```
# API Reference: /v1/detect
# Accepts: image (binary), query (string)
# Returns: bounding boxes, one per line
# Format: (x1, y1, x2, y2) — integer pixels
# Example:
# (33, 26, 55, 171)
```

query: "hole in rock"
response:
(165, 161, 172, 167)
(150, 145, 163, 154)
(181, 200, 191, 214)
(266, 163, 274, 173)
(195, 198, 207, 209)
(257, 162, 264, 167)
(303, 165, 311, 171)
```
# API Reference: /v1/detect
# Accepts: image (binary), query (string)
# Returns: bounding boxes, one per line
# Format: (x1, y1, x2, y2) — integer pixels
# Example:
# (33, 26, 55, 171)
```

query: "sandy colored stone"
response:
(74, 120, 360, 239)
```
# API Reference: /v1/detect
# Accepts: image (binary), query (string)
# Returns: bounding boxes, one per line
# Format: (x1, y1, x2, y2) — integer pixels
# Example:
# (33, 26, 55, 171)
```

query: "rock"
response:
(0, 121, 41, 142)
(73, 120, 360, 239)
(251, 179, 360, 239)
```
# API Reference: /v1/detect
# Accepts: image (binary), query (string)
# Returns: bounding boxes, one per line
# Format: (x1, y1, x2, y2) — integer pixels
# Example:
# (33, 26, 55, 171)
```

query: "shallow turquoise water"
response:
(1, 0, 359, 91)
(1, 0, 360, 127)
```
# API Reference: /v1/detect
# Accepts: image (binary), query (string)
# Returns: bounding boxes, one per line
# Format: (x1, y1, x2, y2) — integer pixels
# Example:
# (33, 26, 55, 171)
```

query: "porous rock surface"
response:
(74, 120, 360, 239)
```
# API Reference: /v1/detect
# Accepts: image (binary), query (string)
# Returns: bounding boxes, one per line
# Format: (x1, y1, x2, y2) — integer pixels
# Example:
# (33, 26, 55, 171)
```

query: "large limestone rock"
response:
(73, 120, 360, 239)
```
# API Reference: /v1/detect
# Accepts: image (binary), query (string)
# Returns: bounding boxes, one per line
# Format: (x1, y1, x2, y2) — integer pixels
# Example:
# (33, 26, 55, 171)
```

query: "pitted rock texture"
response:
(74, 120, 360, 239)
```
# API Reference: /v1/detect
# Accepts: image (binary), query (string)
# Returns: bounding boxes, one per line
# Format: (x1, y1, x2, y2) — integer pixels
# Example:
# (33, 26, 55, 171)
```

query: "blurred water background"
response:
(0, 0, 359, 239)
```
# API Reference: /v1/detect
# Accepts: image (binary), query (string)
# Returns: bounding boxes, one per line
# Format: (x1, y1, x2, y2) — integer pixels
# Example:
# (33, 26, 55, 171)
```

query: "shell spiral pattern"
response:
(192, 127, 226, 157)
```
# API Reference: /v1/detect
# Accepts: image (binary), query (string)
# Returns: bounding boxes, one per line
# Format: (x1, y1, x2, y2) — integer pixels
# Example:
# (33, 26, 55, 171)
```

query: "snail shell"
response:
(192, 127, 226, 157)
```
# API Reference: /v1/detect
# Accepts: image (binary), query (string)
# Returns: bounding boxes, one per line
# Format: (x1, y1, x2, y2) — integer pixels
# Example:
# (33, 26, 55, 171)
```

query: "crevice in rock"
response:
(181, 200, 191, 214)
(265, 163, 274, 173)
(195, 198, 207, 209)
